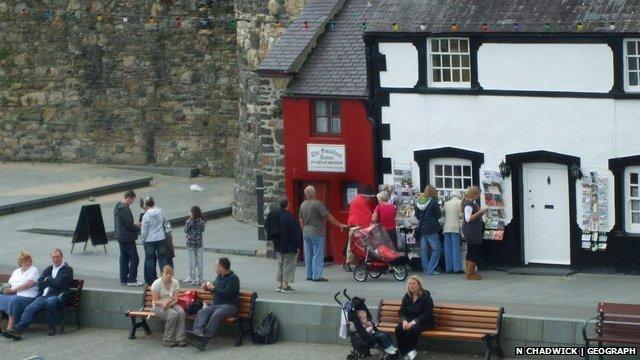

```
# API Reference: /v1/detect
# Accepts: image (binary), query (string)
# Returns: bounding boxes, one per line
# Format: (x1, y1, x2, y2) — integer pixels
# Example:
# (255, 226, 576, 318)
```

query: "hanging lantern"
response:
(499, 161, 511, 178)
(391, 22, 399, 31)
(482, 23, 489, 32)
(174, 16, 182, 29)
(302, 21, 309, 30)
(360, 22, 369, 31)
(451, 23, 458, 32)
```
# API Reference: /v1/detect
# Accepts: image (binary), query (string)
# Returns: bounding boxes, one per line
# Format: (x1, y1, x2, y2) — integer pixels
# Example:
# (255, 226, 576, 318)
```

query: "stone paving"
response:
(1, 327, 518, 360)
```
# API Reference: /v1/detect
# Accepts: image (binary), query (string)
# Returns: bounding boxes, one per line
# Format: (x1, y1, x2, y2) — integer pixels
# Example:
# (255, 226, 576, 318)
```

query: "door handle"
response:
(531, 204, 534, 208)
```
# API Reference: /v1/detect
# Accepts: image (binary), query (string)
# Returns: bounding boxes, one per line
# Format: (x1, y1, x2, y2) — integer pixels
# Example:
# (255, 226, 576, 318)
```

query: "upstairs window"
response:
(625, 166, 640, 233)
(313, 100, 341, 136)
(624, 39, 640, 92)
(427, 38, 471, 88)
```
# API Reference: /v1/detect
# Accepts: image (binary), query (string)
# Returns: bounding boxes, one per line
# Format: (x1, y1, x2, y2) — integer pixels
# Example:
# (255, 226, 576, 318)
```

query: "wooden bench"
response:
(582, 302, 640, 360)
(0, 274, 83, 333)
(377, 299, 504, 360)
(125, 286, 257, 346)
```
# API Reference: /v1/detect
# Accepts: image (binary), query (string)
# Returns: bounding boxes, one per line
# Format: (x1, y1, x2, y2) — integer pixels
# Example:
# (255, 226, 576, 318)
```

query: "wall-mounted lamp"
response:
(499, 160, 511, 178)
(570, 164, 584, 179)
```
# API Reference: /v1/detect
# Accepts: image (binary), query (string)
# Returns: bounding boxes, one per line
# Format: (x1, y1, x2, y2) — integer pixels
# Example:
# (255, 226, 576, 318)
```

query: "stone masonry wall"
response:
(0, 0, 239, 176)
(232, 0, 306, 223)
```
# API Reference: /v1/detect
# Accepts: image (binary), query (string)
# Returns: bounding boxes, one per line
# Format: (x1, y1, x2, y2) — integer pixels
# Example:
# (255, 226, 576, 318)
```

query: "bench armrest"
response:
(582, 315, 599, 342)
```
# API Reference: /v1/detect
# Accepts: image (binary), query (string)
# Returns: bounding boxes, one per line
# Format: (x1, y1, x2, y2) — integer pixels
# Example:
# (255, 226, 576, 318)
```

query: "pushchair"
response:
(350, 224, 408, 282)
(335, 289, 398, 360)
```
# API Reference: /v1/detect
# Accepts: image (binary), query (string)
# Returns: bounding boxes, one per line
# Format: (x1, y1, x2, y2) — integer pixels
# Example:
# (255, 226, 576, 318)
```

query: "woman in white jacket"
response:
(442, 192, 463, 274)
(141, 197, 170, 285)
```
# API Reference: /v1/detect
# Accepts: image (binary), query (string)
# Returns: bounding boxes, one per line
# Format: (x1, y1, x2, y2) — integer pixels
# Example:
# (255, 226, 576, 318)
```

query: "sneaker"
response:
(423, 271, 440, 275)
(276, 286, 282, 292)
(280, 286, 295, 293)
(384, 345, 398, 355)
(120, 282, 127, 286)
(126, 282, 144, 287)
(407, 349, 418, 360)
(186, 332, 207, 351)
(312, 278, 329, 282)
(176, 341, 187, 347)
(47, 327, 56, 336)
(3, 329, 21, 341)
(163, 340, 176, 347)
(306, 278, 312, 281)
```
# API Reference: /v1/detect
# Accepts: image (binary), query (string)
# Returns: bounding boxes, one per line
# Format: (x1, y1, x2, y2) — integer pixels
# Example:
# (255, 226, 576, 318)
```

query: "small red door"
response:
(295, 181, 332, 261)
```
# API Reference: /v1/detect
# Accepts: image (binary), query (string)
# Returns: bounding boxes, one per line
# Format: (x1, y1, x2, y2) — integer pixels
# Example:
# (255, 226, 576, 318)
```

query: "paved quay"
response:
(2, 327, 520, 360)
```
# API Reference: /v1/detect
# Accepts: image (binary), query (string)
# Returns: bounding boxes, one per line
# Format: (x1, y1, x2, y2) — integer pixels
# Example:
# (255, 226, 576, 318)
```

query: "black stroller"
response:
(335, 289, 398, 360)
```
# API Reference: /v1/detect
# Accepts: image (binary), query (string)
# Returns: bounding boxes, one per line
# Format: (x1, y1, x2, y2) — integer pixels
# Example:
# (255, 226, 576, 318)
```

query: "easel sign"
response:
(71, 204, 108, 254)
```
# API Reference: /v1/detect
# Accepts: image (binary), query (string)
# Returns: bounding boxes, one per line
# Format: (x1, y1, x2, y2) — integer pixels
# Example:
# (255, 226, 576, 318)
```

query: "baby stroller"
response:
(350, 224, 408, 282)
(335, 289, 398, 360)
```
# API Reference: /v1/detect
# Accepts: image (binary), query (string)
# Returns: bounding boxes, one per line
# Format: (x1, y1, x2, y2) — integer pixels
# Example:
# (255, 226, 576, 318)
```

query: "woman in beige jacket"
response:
(442, 192, 463, 273)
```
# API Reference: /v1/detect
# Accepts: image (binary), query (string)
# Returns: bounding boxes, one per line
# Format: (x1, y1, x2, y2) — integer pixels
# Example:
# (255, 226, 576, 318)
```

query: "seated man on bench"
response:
(3, 248, 73, 340)
(186, 257, 239, 351)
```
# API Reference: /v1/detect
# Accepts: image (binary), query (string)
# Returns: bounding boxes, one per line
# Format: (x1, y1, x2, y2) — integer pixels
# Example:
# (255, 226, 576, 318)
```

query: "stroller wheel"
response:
(367, 269, 382, 278)
(353, 266, 368, 282)
(393, 266, 408, 281)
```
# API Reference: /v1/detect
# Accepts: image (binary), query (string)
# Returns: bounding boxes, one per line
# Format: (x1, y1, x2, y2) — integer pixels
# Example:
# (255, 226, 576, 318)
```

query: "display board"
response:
(71, 204, 108, 254)
(481, 170, 505, 241)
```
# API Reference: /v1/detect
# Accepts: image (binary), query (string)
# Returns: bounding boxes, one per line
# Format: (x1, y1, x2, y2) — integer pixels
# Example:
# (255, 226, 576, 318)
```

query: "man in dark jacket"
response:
(186, 257, 240, 351)
(266, 197, 302, 293)
(4, 249, 73, 340)
(114, 190, 141, 286)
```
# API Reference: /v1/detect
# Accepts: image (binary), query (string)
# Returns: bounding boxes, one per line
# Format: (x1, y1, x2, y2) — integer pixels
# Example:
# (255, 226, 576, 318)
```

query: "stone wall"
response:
(232, 0, 306, 223)
(0, 0, 239, 176)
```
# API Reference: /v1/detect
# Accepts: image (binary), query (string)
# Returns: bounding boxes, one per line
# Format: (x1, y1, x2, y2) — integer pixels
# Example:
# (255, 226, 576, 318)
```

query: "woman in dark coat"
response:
(395, 275, 434, 359)
(265, 197, 302, 293)
(461, 186, 486, 280)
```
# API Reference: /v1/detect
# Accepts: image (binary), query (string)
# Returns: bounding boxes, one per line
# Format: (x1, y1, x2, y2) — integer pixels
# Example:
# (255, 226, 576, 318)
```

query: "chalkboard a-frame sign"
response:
(71, 204, 108, 254)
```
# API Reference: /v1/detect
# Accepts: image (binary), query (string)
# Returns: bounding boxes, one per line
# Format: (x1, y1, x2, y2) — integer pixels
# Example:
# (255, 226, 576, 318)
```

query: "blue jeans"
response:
(14, 295, 61, 332)
(372, 331, 394, 349)
(420, 233, 441, 274)
(119, 241, 139, 283)
(303, 235, 325, 280)
(143, 241, 170, 285)
(443, 233, 462, 272)
(188, 247, 204, 283)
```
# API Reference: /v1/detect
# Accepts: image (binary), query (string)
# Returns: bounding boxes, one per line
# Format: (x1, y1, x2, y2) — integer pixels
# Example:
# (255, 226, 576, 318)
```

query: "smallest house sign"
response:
(307, 144, 346, 173)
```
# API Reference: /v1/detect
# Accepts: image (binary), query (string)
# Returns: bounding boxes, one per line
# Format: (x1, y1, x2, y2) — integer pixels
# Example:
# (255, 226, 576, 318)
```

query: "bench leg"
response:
(76, 308, 81, 330)
(484, 336, 493, 360)
(235, 320, 244, 346)
(128, 317, 152, 340)
(59, 309, 65, 334)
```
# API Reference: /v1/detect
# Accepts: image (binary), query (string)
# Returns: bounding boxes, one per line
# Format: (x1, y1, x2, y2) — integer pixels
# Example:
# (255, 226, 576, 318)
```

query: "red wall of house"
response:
(283, 97, 376, 264)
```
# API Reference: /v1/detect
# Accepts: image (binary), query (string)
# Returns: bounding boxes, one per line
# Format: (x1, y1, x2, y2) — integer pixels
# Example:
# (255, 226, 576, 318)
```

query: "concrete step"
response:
(108, 165, 199, 178)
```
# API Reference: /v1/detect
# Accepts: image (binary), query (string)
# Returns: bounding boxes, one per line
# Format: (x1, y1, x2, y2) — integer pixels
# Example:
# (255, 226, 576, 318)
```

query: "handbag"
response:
(163, 219, 175, 258)
(177, 289, 197, 310)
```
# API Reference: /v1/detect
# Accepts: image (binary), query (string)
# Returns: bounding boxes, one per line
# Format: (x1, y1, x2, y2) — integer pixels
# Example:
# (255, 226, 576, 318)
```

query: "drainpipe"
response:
(256, 174, 265, 241)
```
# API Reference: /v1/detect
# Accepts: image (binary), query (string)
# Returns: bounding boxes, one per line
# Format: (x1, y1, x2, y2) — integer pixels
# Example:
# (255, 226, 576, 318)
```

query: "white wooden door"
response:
(523, 163, 571, 265)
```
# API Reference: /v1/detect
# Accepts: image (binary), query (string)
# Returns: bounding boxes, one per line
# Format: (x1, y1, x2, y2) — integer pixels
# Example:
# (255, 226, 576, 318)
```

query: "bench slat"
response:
(434, 309, 500, 317)
(437, 320, 499, 330)
(587, 335, 640, 344)
(598, 302, 640, 316)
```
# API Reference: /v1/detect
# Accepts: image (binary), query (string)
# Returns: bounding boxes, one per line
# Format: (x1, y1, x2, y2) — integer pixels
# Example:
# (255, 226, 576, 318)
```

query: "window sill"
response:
(611, 230, 640, 239)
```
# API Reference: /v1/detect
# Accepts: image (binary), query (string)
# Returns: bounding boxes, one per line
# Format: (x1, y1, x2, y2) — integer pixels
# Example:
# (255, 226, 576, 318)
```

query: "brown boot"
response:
(466, 261, 481, 280)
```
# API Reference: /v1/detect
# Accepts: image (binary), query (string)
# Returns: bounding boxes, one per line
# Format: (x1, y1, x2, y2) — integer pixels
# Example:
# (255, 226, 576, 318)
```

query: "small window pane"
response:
(431, 39, 439, 51)
(442, 55, 451, 67)
(462, 69, 470, 82)
(454, 178, 462, 189)
(461, 55, 470, 67)
(443, 69, 451, 82)
(435, 165, 443, 176)
(452, 69, 461, 82)
(315, 101, 327, 116)
(450, 40, 459, 52)
(432, 55, 441, 67)
(629, 57, 638, 71)
(463, 166, 471, 176)
(436, 177, 444, 188)
(444, 165, 452, 176)
(631, 186, 639, 197)
(637, 41, 640, 54)
(440, 40, 448, 52)
(460, 40, 469, 52)
(433, 69, 442, 82)
(633, 212, 640, 224)
(631, 172, 639, 184)
(316, 117, 328, 133)
(629, 72, 638, 86)
(331, 101, 340, 116)
(633, 200, 640, 211)
(463, 179, 472, 188)
(444, 178, 453, 188)
(330, 118, 341, 133)
(628, 41, 637, 55)
(454, 166, 462, 176)
(452, 55, 460, 67)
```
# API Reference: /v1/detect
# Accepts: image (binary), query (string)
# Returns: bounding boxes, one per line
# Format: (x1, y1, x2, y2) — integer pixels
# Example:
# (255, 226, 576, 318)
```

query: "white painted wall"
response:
(378, 43, 419, 88)
(478, 43, 614, 92)
(381, 93, 640, 230)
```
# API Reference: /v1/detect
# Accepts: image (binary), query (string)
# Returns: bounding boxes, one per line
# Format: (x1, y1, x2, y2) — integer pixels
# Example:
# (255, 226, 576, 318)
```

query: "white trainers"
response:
(406, 349, 418, 360)
(126, 282, 143, 287)
(384, 345, 397, 355)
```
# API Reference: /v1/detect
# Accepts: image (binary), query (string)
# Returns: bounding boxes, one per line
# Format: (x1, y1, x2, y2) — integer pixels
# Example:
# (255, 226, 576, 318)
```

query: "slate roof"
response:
(266, 0, 640, 98)
(256, 0, 345, 74)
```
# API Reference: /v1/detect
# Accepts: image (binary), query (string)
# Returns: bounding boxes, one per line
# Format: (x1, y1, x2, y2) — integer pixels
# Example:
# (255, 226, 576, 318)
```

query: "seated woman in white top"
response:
(151, 265, 186, 347)
(0, 251, 39, 332)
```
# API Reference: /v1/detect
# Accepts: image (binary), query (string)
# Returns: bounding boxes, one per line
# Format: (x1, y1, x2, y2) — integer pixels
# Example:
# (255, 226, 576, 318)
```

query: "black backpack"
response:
(252, 312, 279, 345)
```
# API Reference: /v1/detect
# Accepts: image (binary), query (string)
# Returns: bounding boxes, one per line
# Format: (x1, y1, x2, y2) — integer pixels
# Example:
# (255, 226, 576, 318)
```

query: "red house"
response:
(257, 0, 375, 264)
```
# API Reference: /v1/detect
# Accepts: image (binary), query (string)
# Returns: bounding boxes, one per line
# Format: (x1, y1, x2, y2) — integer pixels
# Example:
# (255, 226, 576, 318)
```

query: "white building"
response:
(364, 1, 640, 271)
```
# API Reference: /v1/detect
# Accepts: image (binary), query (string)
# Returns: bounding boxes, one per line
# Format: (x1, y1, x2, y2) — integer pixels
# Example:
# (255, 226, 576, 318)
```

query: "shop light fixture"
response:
(570, 164, 584, 179)
(499, 160, 511, 178)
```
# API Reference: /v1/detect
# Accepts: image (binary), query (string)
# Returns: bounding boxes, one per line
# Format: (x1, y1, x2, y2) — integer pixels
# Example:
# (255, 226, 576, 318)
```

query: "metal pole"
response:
(256, 175, 266, 240)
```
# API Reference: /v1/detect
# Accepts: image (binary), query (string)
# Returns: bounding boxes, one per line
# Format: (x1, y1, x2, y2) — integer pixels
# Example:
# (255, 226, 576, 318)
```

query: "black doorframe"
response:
(413, 147, 485, 191)
(505, 151, 581, 267)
